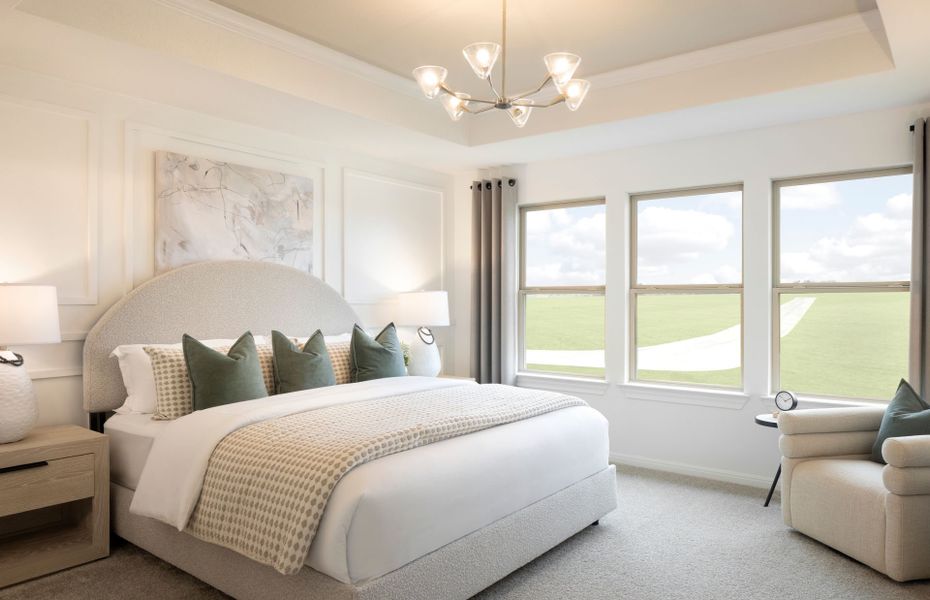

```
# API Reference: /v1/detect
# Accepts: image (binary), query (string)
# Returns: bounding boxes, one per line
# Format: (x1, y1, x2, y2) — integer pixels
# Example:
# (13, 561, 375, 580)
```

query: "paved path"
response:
(525, 297, 816, 372)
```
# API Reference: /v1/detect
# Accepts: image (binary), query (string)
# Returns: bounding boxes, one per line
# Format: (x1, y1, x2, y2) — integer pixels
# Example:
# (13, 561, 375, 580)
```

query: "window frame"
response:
(771, 166, 913, 401)
(629, 183, 745, 390)
(518, 197, 606, 379)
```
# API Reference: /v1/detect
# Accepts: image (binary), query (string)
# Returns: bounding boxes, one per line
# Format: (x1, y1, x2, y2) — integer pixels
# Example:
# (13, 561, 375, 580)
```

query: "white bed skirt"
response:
(111, 465, 618, 600)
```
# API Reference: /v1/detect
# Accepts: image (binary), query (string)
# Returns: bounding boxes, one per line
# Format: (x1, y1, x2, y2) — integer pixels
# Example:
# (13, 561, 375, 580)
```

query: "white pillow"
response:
(287, 332, 362, 346)
(111, 336, 266, 414)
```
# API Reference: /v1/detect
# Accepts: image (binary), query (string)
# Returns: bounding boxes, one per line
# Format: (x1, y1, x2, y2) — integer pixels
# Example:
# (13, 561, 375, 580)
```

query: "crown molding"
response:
(589, 9, 883, 90)
(150, 0, 422, 98)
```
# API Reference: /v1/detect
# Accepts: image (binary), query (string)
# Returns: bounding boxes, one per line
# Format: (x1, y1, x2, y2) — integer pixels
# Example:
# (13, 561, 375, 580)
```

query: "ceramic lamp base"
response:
(0, 361, 38, 443)
(406, 338, 442, 377)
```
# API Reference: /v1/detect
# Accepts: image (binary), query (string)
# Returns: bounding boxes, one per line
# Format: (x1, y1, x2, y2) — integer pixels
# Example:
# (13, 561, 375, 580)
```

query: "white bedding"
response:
(121, 377, 610, 584)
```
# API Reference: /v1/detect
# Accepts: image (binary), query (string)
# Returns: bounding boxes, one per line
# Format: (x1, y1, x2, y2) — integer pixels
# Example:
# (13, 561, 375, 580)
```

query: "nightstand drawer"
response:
(0, 454, 95, 518)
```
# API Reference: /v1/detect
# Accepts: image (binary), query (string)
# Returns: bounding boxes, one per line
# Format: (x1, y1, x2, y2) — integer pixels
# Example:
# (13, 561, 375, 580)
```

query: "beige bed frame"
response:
(83, 261, 618, 599)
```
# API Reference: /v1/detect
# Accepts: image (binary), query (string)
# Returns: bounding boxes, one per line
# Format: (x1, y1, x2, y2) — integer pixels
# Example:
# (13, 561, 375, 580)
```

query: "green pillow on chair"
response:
(183, 332, 268, 411)
(871, 379, 930, 464)
(349, 323, 406, 383)
(271, 330, 336, 394)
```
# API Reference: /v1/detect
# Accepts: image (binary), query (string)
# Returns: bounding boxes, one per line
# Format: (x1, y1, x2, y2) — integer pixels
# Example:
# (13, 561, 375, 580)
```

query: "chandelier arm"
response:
(466, 104, 497, 115)
(512, 95, 566, 108)
(461, 96, 499, 105)
(485, 76, 503, 102)
(438, 83, 497, 105)
(509, 75, 553, 102)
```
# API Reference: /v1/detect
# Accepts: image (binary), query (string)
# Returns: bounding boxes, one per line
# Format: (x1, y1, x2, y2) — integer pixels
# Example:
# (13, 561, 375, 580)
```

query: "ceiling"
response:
(212, 0, 878, 94)
(10, 0, 930, 171)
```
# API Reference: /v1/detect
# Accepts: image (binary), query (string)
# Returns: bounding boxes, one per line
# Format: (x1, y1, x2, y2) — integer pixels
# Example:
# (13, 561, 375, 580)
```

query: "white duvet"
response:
(130, 376, 472, 529)
(130, 376, 611, 584)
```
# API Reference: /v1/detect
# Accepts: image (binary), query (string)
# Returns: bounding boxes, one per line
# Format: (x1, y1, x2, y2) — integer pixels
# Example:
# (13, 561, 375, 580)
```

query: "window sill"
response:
(757, 394, 885, 410)
(515, 372, 609, 397)
(619, 382, 749, 410)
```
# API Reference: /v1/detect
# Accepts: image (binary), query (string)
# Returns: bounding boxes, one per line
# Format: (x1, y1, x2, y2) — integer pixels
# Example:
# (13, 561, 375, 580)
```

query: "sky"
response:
(524, 173, 912, 287)
(525, 204, 605, 287)
(636, 191, 742, 285)
(779, 173, 912, 283)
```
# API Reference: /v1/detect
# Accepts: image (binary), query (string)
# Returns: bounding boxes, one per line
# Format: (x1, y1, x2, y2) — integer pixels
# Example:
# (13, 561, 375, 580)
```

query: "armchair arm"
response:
(883, 435, 930, 468)
(778, 407, 884, 459)
(779, 430, 877, 459)
(883, 466, 930, 495)
(777, 406, 886, 435)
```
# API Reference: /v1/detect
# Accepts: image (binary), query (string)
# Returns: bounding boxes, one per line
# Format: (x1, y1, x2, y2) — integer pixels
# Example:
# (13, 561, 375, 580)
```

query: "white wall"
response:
(466, 103, 928, 487)
(0, 48, 455, 428)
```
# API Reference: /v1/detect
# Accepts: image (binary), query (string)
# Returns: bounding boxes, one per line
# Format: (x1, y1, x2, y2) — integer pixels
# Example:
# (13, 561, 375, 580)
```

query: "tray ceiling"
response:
(212, 0, 878, 93)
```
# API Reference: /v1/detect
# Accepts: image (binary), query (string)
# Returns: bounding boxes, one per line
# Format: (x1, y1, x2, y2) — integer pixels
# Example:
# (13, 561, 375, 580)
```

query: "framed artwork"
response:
(154, 151, 318, 274)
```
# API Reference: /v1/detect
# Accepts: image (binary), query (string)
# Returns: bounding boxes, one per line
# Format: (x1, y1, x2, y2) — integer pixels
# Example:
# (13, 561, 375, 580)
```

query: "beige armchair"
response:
(778, 407, 930, 582)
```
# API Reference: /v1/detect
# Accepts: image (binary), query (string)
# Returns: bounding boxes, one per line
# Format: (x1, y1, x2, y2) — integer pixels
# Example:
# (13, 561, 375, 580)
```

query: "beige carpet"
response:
(3, 466, 929, 600)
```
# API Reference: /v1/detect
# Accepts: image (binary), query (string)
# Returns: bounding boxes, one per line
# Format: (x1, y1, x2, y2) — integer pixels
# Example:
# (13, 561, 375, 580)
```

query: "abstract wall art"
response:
(154, 151, 316, 273)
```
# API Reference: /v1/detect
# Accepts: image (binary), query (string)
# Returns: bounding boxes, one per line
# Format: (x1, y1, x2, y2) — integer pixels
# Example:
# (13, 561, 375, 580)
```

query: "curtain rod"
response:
(469, 178, 517, 190)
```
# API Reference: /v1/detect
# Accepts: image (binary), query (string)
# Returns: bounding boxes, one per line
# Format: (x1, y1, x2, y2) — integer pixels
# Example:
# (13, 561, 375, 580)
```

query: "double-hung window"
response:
(519, 199, 606, 378)
(630, 185, 743, 388)
(773, 168, 913, 400)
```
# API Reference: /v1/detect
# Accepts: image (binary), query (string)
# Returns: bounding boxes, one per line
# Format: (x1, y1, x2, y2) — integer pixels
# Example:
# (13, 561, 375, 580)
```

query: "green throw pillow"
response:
(870, 379, 930, 463)
(271, 330, 336, 394)
(349, 323, 406, 383)
(183, 332, 268, 411)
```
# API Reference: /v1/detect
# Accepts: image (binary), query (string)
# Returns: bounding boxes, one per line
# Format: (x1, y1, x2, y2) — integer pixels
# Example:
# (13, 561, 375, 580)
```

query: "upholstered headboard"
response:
(83, 261, 359, 413)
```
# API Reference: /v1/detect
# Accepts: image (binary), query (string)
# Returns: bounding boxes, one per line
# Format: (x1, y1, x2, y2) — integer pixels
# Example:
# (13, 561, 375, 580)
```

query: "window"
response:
(520, 199, 605, 378)
(631, 185, 743, 388)
(773, 168, 913, 400)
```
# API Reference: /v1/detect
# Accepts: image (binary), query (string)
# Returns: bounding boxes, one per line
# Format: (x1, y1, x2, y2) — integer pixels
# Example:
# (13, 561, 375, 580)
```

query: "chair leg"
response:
(764, 464, 781, 507)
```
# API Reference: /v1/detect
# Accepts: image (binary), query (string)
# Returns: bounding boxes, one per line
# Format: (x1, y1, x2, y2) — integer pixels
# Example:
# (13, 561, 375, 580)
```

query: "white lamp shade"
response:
(0, 285, 61, 345)
(395, 291, 450, 327)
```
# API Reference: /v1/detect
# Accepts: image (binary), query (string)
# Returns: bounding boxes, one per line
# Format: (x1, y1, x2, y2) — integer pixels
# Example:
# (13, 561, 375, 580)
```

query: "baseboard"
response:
(610, 452, 775, 490)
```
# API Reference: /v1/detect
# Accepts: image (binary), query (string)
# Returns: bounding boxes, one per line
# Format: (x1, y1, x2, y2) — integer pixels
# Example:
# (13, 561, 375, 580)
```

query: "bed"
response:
(83, 261, 618, 600)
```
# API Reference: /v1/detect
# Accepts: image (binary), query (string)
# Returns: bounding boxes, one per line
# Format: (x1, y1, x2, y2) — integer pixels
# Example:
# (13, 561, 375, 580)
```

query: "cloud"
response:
(781, 193, 912, 282)
(637, 205, 735, 271)
(525, 207, 605, 286)
(886, 193, 911, 217)
(689, 264, 741, 285)
(780, 183, 839, 210)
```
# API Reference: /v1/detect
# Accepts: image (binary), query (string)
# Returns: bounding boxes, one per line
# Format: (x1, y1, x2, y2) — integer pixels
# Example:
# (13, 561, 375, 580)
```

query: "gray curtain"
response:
(472, 178, 517, 384)
(911, 119, 930, 396)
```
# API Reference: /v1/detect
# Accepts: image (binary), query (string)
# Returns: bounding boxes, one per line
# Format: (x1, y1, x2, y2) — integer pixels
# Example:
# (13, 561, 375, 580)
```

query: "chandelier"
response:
(412, 0, 590, 128)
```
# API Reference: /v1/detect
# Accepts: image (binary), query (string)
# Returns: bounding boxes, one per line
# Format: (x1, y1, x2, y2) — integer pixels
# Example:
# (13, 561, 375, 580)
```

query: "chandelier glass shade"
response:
(413, 0, 590, 127)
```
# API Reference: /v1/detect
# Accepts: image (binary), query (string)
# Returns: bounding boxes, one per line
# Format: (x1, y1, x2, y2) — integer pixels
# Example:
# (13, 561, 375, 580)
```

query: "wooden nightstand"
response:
(0, 425, 109, 588)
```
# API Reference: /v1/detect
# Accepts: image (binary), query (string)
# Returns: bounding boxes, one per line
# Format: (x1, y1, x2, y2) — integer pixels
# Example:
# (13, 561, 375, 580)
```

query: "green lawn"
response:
(524, 294, 605, 377)
(524, 291, 909, 399)
(635, 294, 741, 388)
(779, 292, 908, 400)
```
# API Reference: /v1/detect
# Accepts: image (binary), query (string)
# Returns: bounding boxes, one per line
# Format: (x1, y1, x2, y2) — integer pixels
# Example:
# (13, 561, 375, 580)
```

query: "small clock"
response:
(774, 390, 798, 412)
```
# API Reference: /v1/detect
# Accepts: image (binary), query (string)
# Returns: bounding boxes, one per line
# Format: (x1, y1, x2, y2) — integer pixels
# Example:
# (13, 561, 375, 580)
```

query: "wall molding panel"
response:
(342, 168, 445, 305)
(0, 94, 100, 305)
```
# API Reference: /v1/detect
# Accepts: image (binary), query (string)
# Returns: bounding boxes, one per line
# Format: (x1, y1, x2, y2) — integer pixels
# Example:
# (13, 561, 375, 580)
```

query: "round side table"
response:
(755, 413, 780, 507)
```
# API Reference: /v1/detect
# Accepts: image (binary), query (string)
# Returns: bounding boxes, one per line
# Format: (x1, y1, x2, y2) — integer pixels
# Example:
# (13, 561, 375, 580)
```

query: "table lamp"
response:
(0, 285, 61, 443)
(396, 291, 450, 377)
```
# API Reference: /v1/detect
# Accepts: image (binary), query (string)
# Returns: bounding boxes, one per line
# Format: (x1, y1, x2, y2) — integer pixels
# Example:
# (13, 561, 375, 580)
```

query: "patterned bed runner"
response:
(185, 383, 586, 574)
